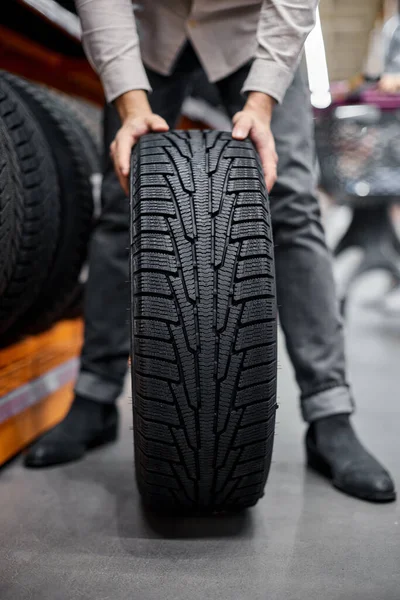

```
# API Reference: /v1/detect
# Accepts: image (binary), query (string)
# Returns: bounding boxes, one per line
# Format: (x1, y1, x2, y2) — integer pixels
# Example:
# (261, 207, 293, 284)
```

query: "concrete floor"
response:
(1, 231, 400, 599)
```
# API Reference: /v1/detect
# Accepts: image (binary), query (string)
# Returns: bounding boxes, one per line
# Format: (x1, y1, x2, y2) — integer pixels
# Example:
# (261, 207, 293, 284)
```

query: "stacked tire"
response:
(0, 72, 99, 345)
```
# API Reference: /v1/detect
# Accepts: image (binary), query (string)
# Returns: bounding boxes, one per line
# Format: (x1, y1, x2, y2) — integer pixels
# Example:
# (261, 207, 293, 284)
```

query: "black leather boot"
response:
(24, 395, 119, 468)
(306, 414, 396, 502)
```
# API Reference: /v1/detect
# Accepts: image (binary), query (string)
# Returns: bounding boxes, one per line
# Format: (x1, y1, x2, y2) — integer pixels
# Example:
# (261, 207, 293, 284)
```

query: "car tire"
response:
(2, 72, 96, 335)
(0, 77, 59, 337)
(130, 131, 277, 513)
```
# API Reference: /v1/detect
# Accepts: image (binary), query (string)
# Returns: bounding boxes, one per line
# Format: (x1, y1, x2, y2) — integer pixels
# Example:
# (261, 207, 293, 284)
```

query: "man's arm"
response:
(233, 0, 318, 190)
(75, 0, 169, 194)
(242, 0, 319, 104)
(75, 0, 150, 102)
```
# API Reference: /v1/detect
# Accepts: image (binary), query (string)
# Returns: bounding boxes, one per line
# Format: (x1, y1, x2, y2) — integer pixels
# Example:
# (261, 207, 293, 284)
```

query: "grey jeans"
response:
(75, 44, 354, 422)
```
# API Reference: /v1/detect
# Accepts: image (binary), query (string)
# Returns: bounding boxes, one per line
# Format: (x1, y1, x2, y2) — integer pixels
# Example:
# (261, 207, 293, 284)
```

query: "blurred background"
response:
(1, 2, 400, 597)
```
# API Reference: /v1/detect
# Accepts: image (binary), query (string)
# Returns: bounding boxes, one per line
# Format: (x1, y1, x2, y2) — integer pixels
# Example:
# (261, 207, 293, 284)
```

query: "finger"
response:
(232, 113, 253, 140)
(249, 127, 277, 192)
(116, 121, 149, 178)
(111, 143, 129, 196)
(258, 140, 277, 192)
(117, 168, 130, 197)
(264, 158, 277, 192)
(115, 134, 134, 179)
(110, 140, 127, 194)
(147, 115, 170, 132)
(232, 111, 242, 126)
(114, 133, 139, 196)
(114, 118, 158, 196)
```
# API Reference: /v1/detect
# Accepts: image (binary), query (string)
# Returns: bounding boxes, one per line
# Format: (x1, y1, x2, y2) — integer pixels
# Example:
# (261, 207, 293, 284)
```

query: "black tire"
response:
(44, 90, 102, 221)
(2, 72, 96, 334)
(130, 131, 277, 513)
(0, 117, 24, 297)
(62, 282, 85, 320)
(0, 77, 59, 337)
(40, 87, 101, 176)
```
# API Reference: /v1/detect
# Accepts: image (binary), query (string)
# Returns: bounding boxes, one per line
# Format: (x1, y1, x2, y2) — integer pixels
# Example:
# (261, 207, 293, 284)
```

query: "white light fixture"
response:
(305, 8, 332, 109)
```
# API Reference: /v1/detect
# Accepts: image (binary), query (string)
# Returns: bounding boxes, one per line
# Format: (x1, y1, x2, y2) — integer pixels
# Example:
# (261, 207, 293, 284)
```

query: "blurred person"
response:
(376, 6, 400, 316)
(379, 7, 400, 93)
(25, 1, 396, 503)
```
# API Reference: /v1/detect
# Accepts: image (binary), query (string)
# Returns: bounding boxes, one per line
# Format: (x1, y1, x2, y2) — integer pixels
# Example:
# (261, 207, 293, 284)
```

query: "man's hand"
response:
(111, 90, 169, 195)
(232, 92, 278, 192)
(378, 74, 400, 95)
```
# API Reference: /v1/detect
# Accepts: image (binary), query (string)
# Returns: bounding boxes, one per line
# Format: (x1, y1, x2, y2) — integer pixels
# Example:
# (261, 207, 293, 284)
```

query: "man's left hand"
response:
(232, 92, 278, 192)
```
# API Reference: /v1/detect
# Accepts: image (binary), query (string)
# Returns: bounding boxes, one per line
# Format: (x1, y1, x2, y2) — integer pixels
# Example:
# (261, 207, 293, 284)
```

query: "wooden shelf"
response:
(0, 320, 83, 465)
(0, 24, 103, 105)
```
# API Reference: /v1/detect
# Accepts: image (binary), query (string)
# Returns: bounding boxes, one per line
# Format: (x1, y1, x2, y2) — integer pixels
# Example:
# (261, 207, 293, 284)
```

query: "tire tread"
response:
(131, 131, 277, 513)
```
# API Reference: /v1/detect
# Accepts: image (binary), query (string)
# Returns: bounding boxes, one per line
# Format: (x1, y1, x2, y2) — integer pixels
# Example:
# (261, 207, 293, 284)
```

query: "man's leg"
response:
(25, 49, 198, 468)
(217, 62, 395, 501)
(76, 76, 195, 405)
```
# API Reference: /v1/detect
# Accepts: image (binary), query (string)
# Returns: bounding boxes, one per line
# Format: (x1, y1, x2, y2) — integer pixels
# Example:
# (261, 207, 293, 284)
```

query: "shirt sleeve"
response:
(75, 0, 151, 103)
(242, 0, 319, 103)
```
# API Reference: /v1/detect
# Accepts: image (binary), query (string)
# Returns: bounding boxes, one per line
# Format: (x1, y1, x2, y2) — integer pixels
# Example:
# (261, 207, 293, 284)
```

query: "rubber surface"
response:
(45, 90, 101, 174)
(130, 131, 277, 513)
(0, 76, 59, 336)
(0, 117, 24, 297)
(2, 72, 96, 334)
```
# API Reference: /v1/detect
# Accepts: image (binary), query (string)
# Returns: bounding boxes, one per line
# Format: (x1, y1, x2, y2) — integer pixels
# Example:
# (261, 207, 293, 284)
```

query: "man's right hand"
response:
(111, 90, 169, 195)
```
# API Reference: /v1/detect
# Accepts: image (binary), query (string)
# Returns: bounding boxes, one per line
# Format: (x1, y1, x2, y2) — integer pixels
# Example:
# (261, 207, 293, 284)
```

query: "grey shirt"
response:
(75, 0, 318, 104)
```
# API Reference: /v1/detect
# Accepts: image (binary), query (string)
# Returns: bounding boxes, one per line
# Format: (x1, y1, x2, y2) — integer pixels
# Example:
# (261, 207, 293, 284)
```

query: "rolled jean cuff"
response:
(75, 370, 122, 405)
(301, 385, 355, 423)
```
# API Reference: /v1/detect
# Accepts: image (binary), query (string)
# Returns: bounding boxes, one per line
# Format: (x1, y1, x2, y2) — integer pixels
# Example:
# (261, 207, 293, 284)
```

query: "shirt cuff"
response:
(100, 56, 152, 104)
(241, 57, 295, 104)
